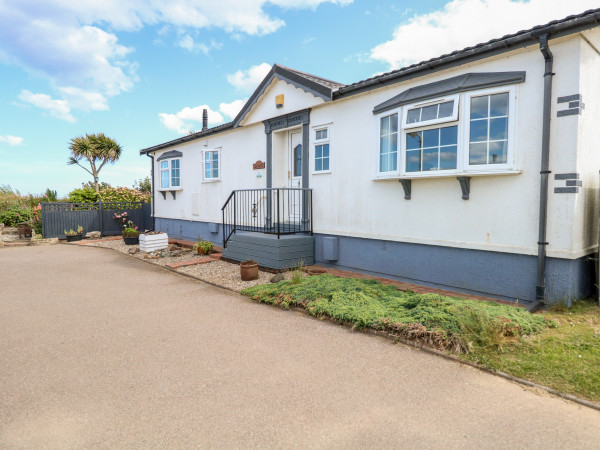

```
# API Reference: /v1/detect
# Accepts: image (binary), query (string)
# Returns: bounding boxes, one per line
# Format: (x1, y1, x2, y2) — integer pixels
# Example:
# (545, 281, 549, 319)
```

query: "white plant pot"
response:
(139, 233, 169, 252)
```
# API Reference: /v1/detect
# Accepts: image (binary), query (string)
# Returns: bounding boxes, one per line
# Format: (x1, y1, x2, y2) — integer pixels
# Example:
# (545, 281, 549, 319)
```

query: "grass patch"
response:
(241, 275, 551, 354)
(466, 299, 600, 402)
(243, 275, 600, 403)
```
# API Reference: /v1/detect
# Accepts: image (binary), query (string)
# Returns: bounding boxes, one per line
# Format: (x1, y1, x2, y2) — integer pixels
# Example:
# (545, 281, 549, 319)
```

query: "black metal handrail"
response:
(221, 188, 313, 248)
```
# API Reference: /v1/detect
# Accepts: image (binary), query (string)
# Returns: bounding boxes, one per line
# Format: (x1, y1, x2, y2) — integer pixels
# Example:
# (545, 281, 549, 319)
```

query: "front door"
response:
(287, 131, 302, 222)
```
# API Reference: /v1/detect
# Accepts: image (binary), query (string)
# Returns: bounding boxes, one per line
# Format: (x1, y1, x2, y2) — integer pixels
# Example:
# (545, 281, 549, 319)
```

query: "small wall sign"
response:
(253, 160, 266, 170)
(275, 94, 284, 109)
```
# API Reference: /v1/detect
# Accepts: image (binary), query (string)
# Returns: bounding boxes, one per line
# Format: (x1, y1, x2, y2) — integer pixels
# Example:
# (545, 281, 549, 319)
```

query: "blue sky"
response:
(0, 0, 597, 196)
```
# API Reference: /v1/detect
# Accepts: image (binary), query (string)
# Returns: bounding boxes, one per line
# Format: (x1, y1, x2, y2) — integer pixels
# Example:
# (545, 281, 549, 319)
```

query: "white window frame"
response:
(374, 86, 518, 180)
(313, 125, 331, 174)
(158, 158, 182, 190)
(403, 94, 459, 130)
(202, 148, 221, 182)
(376, 110, 401, 177)
(463, 86, 516, 172)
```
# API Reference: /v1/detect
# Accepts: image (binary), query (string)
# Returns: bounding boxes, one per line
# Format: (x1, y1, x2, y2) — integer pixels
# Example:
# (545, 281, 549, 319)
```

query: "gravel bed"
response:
(179, 261, 294, 292)
(80, 237, 296, 290)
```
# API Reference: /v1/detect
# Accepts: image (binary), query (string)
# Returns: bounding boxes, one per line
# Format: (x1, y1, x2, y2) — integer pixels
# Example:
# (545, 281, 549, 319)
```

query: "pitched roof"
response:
(141, 8, 600, 155)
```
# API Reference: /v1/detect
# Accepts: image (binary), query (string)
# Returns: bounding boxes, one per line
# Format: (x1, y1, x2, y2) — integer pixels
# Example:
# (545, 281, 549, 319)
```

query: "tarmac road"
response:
(1, 244, 599, 448)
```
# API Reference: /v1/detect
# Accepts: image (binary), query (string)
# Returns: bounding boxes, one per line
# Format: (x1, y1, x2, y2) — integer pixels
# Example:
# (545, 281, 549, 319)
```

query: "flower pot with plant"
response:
(240, 259, 259, 281)
(122, 220, 140, 245)
(193, 239, 215, 255)
(64, 225, 83, 242)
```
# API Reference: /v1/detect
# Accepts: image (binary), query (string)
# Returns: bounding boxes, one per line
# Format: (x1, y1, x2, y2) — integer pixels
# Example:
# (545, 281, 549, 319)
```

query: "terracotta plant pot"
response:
(197, 248, 211, 255)
(240, 260, 259, 281)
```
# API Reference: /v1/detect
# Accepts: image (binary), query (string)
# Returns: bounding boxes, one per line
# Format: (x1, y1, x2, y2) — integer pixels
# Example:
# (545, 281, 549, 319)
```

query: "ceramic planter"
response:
(240, 260, 259, 281)
(65, 234, 83, 242)
(139, 232, 168, 252)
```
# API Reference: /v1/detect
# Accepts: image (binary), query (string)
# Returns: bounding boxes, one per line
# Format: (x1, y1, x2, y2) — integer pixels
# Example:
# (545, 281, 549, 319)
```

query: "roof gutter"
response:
(530, 33, 554, 313)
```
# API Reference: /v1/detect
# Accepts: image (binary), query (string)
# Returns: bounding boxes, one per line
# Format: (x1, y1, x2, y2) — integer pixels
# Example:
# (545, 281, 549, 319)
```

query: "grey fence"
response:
(42, 201, 152, 239)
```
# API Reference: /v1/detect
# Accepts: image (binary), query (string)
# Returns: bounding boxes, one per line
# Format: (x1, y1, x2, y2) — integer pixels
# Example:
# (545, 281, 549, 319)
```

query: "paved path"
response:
(1, 245, 599, 448)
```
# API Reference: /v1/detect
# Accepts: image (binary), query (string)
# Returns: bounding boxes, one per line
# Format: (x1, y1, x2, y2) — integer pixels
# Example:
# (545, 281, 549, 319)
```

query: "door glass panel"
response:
(293, 144, 302, 177)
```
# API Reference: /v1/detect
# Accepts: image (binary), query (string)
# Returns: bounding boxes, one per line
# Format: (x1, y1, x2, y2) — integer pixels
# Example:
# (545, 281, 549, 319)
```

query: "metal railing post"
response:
(277, 188, 280, 238)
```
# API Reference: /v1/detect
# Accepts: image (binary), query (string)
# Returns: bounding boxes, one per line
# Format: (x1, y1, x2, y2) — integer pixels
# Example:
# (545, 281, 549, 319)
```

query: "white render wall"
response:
(151, 34, 598, 260)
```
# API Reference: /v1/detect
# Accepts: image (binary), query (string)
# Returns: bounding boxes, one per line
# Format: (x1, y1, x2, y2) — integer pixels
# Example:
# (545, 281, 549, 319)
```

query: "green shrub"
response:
(100, 186, 150, 203)
(0, 206, 33, 226)
(68, 186, 100, 203)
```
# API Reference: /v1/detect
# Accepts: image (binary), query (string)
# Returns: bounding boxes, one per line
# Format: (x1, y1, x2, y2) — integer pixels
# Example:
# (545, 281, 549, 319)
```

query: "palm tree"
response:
(68, 133, 122, 193)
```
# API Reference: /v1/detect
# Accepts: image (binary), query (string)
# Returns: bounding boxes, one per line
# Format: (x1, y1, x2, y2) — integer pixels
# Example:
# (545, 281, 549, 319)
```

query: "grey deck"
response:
(223, 232, 314, 269)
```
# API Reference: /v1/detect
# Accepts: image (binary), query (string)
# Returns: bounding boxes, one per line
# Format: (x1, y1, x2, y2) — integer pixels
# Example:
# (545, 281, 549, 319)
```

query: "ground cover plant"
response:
(243, 275, 600, 402)
(242, 275, 551, 353)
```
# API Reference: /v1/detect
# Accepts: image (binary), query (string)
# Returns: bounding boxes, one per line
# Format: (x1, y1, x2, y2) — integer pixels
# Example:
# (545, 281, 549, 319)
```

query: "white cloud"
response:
(0, 135, 24, 146)
(227, 63, 272, 93)
(18, 90, 76, 123)
(177, 35, 223, 54)
(219, 99, 247, 119)
(371, 0, 599, 69)
(57, 87, 109, 112)
(159, 105, 224, 135)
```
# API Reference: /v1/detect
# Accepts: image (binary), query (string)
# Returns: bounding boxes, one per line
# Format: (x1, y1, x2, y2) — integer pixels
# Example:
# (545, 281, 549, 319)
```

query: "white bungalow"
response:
(140, 9, 600, 308)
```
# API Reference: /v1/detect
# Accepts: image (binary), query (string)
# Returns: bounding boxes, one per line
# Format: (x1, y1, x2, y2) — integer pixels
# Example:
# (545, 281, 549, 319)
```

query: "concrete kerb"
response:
(80, 243, 600, 414)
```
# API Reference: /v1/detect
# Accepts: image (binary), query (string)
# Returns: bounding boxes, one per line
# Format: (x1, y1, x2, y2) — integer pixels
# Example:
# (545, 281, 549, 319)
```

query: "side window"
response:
(379, 113, 398, 173)
(468, 93, 509, 165)
(314, 127, 330, 173)
(160, 161, 169, 188)
(203, 150, 220, 180)
(171, 159, 181, 187)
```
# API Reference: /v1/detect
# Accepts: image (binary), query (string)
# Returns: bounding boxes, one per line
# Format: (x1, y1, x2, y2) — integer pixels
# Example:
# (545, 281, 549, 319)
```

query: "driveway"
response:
(1, 245, 599, 448)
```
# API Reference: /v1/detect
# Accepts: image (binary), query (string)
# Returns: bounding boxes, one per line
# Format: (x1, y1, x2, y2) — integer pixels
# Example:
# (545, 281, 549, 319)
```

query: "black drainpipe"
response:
(533, 33, 554, 311)
(146, 152, 156, 231)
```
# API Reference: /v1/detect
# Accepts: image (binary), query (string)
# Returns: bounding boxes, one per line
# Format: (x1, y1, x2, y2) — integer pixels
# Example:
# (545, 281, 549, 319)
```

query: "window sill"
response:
(201, 179, 221, 183)
(312, 170, 332, 175)
(373, 169, 521, 181)
(157, 187, 183, 192)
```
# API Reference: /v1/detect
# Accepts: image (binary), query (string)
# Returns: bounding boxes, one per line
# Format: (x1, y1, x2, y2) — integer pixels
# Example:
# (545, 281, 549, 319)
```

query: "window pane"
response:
(205, 162, 212, 179)
(389, 133, 398, 153)
(160, 171, 169, 188)
(440, 146, 457, 170)
(489, 141, 507, 164)
(470, 119, 488, 142)
(421, 104, 438, 121)
(406, 131, 422, 150)
(406, 150, 420, 172)
(490, 93, 509, 117)
(489, 117, 508, 141)
(322, 144, 329, 157)
(440, 126, 458, 146)
(380, 116, 390, 135)
(322, 158, 329, 171)
(380, 153, 389, 172)
(470, 96, 488, 119)
(469, 143, 488, 165)
(390, 114, 398, 133)
(407, 109, 420, 124)
(160, 161, 168, 169)
(315, 145, 322, 159)
(438, 101, 454, 118)
(316, 129, 327, 140)
(380, 136, 389, 154)
(423, 129, 439, 148)
(315, 159, 322, 171)
(422, 148, 438, 171)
